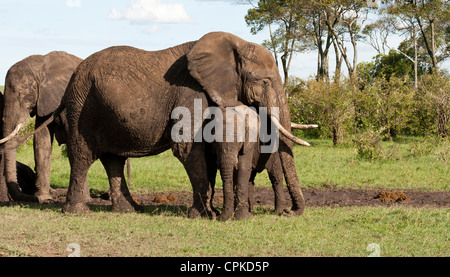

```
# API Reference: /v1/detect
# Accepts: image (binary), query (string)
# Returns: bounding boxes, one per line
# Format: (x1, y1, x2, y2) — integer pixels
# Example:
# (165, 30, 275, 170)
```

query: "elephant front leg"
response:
(233, 155, 252, 221)
(33, 120, 53, 203)
(63, 137, 94, 213)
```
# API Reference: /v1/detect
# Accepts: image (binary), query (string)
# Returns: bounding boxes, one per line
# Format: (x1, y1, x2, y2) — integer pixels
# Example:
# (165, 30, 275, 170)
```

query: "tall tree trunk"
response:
(332, 35, 343, 82)
(413, 26, 418, 90)
(417, 17, 438, 69)
(268, 23, 279, 68)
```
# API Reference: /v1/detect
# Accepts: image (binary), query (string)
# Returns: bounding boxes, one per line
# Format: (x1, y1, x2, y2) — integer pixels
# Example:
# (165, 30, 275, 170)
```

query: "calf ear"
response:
(37, 52, 81, 117)
(187, 32, 255, 107)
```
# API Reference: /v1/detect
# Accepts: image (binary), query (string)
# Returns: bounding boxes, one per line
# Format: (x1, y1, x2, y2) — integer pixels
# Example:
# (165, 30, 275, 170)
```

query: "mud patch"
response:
(43, 187, 450, 211)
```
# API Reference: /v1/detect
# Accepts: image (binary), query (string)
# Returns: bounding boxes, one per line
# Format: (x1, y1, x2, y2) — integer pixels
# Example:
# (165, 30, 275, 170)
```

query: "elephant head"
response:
(187, 32, 310, 147)
(1, 51, 82, 201)
(187, 32, 308, 214)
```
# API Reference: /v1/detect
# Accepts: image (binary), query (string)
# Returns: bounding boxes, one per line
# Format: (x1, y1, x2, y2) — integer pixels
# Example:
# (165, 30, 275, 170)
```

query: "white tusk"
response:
(0, 123, 23, 144)
(291, 123, 319, 130)
(271, 116, 311, 147)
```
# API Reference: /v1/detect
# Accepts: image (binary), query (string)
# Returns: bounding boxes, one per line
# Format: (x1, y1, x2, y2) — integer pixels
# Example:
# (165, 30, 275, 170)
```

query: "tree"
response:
(320, 0, 373, 79)
(245, 0, 311, 89)
(362, 17, 393, 55)
(386, 0, 450, 71)
(371, 43, 427, 81)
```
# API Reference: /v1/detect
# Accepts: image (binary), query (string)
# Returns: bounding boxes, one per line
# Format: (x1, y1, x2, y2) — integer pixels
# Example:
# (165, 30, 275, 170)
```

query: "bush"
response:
(287, 71, 449, 145)
(288, 77, 354, 145)
(17, 116, 35, 152)
(417, 72, 450, 138)
(352, 130, 383, 160)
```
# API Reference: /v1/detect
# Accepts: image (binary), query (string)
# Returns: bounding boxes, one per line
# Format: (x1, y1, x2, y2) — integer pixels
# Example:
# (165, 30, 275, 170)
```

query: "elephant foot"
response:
(234, 208, 251, 221)
(275, 205, 289, 214)
(218, 213, 232, 222)
(84, 195, 94, 203)
(62, 202, 90, 213)
(188, 205, 214, 219)
(281, 208, 292, 215)
(35, 191, 53, 204)
(217, 207, 234, 221)
(111, 196, 142, 213)
(289, 206, 305, 216)
(188, 207, 202, 219)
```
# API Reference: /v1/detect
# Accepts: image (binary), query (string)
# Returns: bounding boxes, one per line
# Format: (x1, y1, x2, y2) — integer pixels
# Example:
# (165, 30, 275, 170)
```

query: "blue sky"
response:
(1, 0, 449, 85)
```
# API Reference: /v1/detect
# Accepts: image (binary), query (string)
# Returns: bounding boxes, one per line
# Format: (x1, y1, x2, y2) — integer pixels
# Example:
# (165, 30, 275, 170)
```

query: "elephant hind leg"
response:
(63, 135, 95, 213)
(100, 154, 142, 213)
(63, 155, 93, 213)
(177, 143, 214, 219)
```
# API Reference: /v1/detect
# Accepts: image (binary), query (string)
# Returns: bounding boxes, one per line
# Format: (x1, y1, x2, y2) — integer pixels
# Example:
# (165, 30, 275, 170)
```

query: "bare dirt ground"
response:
(45, 187, 450, 212)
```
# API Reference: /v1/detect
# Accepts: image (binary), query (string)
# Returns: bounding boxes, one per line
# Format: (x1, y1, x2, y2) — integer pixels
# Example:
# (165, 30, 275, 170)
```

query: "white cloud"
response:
(66, 0, 81, 8)
(108, 0, 192, 24)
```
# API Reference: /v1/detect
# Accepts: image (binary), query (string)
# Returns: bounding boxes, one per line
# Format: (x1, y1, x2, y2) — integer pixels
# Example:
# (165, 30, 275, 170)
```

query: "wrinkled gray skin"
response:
(1, 51, 82, 202)
(60, 32, 307, 217)
(208, 105, 259, 221)
(207, 113, 292, 217)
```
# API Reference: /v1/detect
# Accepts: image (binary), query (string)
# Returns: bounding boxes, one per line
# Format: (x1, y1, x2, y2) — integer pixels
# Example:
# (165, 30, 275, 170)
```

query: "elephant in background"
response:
(1, 51, 82, 202)
(42, 32, 310, 217)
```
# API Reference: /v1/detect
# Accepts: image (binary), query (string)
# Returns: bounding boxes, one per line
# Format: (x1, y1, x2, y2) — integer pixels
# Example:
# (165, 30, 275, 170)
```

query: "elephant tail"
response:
(0, 103, 66, 149)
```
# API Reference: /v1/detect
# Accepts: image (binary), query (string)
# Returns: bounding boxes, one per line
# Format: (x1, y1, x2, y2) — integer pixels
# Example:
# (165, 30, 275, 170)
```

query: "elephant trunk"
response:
(274, 91, 306, 215)
(217, 152, 237, 221)
(1, 102, 36, 201)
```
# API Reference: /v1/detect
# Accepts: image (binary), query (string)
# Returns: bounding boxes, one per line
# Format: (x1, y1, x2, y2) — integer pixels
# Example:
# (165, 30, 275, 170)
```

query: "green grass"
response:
(293, 138, 449, 191)
(6, 137, 448, 257)
(16, 137, 450, 193)
(0, 204, 447, 257)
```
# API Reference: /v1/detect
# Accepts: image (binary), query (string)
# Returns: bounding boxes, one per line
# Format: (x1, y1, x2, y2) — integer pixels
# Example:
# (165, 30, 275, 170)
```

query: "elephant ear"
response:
(37, 52, 81, 117)
(187, 32, 255, 107)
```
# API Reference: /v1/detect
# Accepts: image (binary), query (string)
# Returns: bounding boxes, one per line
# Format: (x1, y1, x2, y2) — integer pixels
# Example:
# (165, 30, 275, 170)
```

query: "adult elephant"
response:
(57, 31, 309, 217)
(1, 51, 82, 202)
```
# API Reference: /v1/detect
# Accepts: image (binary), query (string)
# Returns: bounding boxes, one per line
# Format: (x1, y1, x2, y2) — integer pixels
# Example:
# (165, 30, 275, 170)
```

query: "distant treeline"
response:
(288, 71, 450, 145)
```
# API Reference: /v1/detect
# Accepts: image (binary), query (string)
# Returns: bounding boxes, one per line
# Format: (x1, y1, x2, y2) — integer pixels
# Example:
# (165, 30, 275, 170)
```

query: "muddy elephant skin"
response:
(62, 31, 306, 217)
(209, 105, 259, 221)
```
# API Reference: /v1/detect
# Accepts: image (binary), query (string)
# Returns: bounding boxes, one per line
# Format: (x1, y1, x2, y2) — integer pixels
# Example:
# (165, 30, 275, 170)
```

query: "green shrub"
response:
(408, 137, 438, 157)
(433, 139, 450, 165)
(17, 117, 35, 152)
(352, 130, 383, 160)
(418, 72, 450, 138)
(288, 77, 354, 145)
